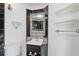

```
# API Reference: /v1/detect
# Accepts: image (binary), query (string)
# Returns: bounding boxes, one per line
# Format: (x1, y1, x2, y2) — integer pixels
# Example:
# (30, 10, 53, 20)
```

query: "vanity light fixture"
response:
(33, 14, 44, 19)
(37, 14, 44, 18)
(7, 3, 13, 10)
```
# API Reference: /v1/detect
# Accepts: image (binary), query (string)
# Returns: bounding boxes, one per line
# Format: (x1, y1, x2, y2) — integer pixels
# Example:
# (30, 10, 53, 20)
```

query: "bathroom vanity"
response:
(26, 6, 48, 56)
(27, 38, 47, 56)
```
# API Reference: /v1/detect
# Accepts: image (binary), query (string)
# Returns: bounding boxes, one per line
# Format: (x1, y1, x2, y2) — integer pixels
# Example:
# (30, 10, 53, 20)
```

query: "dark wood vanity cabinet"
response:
(27, 44, 47, 56)
(27, 45, 41, 56)
(0, 3, 5, 56)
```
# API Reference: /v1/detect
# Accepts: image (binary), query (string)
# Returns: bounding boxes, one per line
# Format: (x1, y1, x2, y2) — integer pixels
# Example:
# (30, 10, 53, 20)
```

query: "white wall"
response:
(28, 3, 48, 10)
(5, 3, 31, 56)
(49, 3, 79, 56)
(48, 3, 72, 56)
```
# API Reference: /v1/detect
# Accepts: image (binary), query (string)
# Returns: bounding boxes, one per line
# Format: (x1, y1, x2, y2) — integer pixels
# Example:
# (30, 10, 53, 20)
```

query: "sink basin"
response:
(26, 39, 44, 46)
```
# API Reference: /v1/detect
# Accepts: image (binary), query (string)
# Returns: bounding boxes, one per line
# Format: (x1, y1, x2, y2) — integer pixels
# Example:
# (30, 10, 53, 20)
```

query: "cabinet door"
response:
(27, 45, 41, 56)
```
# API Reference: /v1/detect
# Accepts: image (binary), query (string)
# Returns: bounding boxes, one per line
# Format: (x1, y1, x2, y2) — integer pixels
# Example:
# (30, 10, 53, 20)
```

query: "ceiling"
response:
(26, 3, 47, 6)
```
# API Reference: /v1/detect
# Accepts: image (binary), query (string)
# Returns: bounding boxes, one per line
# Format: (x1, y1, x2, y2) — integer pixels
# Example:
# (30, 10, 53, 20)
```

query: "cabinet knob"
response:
(34, 52, 37, 56)
(29, 51, 32, 56)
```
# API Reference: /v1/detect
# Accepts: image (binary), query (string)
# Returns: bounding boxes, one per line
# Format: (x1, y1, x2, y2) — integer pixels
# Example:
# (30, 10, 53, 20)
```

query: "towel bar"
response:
(55, 29, 79, 33)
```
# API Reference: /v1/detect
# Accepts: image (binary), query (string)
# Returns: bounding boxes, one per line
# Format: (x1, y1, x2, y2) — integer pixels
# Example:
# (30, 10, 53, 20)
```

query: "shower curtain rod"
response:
(55, 29, 79, 33)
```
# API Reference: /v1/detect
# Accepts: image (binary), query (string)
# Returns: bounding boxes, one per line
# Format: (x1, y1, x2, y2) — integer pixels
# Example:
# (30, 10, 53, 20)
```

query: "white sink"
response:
(26, 39, 43, 46)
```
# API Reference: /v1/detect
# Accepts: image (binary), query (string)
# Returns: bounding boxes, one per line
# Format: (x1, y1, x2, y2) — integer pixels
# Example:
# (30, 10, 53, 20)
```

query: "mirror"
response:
(32, 20, 43, 31)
